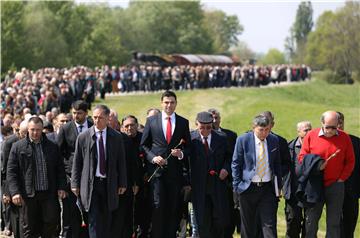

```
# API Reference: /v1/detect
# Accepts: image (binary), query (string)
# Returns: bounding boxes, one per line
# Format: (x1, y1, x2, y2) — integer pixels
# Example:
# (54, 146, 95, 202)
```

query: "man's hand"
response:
(58, 190, 66, 199)
(152, 156, 166, 166)
(12, 194, 23, 206)
(2, 195, 11, 204)
(171, 149, 183, 159)
(118, 187, 126, 195)
(183, 185, 191, 193)
(219, 169, 229, 180)
(132, 185, 139, 195)
(71, 188, 80, 197)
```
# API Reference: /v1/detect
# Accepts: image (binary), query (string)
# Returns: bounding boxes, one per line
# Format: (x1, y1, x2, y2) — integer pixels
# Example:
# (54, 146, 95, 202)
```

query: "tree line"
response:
(1, 1, 242, 73)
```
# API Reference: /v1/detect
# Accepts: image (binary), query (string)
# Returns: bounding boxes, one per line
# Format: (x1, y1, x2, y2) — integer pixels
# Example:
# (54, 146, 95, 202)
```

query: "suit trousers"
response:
(285, 199, 306, 238)
(60, 178, 85, 238)
(238, 182, 278, 238)
(150, 176, 182, 238)
(88, 178, 111, 238)
(340, 191, 358, 238)
(305, 181, 344, 238)
(21, 191, 60, 238)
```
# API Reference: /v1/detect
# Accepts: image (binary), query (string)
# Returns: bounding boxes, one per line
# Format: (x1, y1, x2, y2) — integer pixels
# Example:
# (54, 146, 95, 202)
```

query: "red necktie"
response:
(203, 137, 209, 155)
(166, 117, 172, 144)
(99, 131, 106, 176)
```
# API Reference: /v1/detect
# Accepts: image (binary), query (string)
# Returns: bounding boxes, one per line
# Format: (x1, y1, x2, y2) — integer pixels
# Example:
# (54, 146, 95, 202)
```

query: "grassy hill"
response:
(95, 77, 359, 238)
(97, 78, 359, 138)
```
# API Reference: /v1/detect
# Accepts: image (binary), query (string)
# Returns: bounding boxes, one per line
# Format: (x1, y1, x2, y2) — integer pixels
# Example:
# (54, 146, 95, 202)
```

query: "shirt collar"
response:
(75, 120, 88, 128)
(200, 132, 211, 141)
(254, 134, 267, 145)
(162, 111, 175, 120)
(318, 128, 339, 137)
(94, 126, 107, 135)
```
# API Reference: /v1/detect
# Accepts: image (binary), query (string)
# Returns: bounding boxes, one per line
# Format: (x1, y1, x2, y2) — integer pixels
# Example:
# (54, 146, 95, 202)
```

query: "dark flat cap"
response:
(196, 111, 213, 124)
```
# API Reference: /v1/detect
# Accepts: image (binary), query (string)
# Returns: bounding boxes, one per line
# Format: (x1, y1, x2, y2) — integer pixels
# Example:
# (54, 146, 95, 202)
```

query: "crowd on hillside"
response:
(0, 64, 311, 118)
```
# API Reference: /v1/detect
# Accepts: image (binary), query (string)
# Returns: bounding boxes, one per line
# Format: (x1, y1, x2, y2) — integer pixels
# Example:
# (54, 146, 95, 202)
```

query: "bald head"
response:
(320, 111, 339, 137)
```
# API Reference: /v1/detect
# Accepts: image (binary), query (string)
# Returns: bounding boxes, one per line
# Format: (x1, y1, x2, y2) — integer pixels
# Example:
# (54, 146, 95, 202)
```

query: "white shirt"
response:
(252, 135, 271, 183)
(75, 120, 89, 134)
(161, 111, 175, 140)
(94, 127, 107, 178)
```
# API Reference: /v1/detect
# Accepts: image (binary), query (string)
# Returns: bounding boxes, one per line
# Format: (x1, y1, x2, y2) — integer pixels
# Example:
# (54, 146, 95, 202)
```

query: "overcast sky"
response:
(76, 0, 346, 53)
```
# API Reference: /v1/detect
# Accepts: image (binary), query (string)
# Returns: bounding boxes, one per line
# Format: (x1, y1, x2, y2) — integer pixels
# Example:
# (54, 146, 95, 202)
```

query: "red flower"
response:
(209, 170, 217, 176)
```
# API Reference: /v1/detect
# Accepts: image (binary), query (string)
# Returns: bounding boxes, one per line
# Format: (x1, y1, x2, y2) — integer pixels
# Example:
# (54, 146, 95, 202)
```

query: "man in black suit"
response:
(190, 111, 231, 238)
(208, 108, 239, 237)
(141, 90, 191, 238)
(57, 100, 93, 238)
(337, 112, 360, 238)
(71, 104, 127, 238)
(7, 117, 67, 238)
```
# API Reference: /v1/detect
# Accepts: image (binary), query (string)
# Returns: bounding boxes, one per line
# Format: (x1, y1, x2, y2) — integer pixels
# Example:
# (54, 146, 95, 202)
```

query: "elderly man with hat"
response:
(190, 111, 231, 238)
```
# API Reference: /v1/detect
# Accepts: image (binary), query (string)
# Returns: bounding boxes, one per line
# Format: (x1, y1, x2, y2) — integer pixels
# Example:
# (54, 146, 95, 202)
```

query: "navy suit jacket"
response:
(141, 113, 191, 183)
(232, 131, 282, 194)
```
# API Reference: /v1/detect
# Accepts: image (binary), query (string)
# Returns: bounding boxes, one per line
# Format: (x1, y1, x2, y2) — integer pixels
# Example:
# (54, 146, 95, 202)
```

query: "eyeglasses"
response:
(199, 125, 212, 130)
(324, 125, 337, 130)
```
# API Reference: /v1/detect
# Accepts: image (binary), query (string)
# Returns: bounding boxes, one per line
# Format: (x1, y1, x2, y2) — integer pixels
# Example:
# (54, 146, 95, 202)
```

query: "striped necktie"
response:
(257, 141, 266, 181)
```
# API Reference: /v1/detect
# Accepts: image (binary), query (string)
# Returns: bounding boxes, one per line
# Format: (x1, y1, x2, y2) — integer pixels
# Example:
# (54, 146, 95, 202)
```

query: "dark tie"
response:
(166, 117, 172, 144)
(203, 137, 209, 155)
(99, 131, 106, 176)
(79, 125, 83, 133)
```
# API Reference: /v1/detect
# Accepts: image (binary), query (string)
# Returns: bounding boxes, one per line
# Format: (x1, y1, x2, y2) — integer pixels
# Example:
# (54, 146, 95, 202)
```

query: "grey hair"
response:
(94, 104, 110, 116)
(208, 108, 220, 116)
(296, 121, 312, 131)
(252, 115, 270, 127)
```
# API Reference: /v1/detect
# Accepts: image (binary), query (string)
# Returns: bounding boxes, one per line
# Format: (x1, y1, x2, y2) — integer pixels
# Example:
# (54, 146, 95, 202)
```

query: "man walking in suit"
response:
(7, 116, 67, 238)
(232, 114, 282, 238)
(141, 90, 191, 238)
(71, 105, 127, 238)
(190, 111, 231, 238)
(57, 100, 93, 238)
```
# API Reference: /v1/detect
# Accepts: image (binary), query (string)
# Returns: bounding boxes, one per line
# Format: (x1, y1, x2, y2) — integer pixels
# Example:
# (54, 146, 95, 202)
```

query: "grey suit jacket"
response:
(71, 126, 127, 211)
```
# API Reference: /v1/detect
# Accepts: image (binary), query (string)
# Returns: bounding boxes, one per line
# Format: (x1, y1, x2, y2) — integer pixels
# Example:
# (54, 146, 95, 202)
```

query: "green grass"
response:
(95, 77, 359, 237)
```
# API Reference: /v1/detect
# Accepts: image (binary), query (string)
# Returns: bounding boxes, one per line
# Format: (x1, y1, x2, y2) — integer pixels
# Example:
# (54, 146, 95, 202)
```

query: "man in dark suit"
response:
(337, 112, 360, 238)
(57, 100, 93, 238)
(208, 108, 239, 237)
(232, 114, 282, 238)
(7, 117, 67, 238)
(190, 111, 231, 238)
(71, 104, 127, 238)
(141, 90, 191, 238)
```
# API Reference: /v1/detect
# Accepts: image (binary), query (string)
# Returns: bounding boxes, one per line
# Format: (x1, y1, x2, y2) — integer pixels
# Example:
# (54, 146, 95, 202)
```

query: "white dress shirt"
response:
(75, 120, 89, 134)
(251, 135, 271, 183)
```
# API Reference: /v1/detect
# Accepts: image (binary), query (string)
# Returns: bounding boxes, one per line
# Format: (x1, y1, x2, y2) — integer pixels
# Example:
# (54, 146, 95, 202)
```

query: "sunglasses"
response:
(324, 125, 337, 130)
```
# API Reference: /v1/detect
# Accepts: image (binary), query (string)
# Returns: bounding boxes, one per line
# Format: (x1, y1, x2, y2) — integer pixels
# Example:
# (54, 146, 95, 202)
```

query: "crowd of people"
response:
(0, 88, 358, 238)
(0, 63, 311, 118)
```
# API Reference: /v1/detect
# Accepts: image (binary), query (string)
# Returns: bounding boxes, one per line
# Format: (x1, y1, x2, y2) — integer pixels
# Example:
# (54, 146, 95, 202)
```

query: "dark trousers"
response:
(21, 192, 60, 238)
(150, 177, 181, 238)
(198, 194, 224, 238)
(134, 184, 152, 237)
(341, 191, 359, 238)
(10, 203, 22, 238)
(238, 182, 278, 238)
(285, 199, 306, 238)
(305, 181, 344, 238)
(60, 182, 86, 238)
(88, 178, 111, 238)
(224, 186, 239, 238)
(111, 190, 131, 238)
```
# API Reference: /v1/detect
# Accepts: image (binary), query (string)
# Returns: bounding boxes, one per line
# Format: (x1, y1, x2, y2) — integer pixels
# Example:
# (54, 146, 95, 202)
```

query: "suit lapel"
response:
(71, 121, 78, 136)
(250, 132, 256, 165)
(156, 114, 167, 144)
